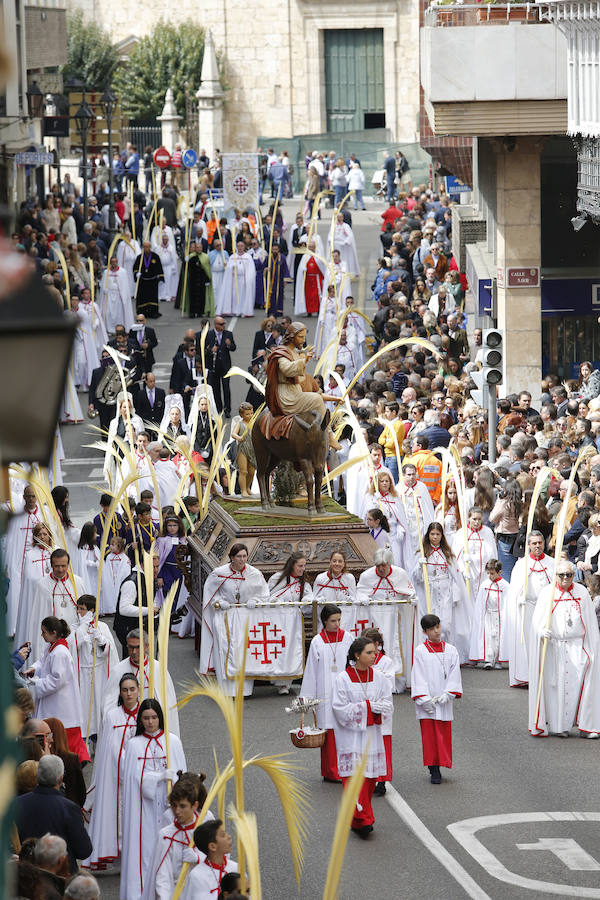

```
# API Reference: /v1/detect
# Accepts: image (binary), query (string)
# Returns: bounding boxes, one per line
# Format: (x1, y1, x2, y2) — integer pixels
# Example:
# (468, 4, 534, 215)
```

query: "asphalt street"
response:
(58, 205, 600, 900)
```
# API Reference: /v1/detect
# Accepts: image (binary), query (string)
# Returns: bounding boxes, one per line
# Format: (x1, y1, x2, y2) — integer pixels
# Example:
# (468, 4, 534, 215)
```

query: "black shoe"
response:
(323, 776, 342, 784)
(429, 766, 442, 784)
(352, 825, 373, 840)
(373, 781, 386, 796)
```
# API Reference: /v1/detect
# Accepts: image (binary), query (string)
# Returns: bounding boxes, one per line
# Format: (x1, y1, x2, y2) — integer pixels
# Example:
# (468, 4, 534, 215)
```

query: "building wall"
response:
(25, 6, 67, 69)
(66, 0, 421, 147)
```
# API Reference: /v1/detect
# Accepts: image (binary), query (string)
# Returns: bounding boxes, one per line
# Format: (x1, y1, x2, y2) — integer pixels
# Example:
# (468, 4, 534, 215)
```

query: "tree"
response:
(114, 22, 207, 123)
(62, 12, 119, 91)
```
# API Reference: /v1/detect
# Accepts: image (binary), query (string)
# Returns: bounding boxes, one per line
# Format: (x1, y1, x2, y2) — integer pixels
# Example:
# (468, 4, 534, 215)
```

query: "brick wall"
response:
(25, 7, 67, 70)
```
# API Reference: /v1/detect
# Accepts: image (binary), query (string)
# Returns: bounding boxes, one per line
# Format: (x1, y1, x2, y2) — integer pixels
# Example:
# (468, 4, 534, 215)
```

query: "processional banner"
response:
(222, 153, 259, 211)
(217, 605, 305, 680)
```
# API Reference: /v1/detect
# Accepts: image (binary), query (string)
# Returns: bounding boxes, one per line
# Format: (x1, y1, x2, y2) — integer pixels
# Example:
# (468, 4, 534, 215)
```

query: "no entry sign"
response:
(153, 147, 172, 169)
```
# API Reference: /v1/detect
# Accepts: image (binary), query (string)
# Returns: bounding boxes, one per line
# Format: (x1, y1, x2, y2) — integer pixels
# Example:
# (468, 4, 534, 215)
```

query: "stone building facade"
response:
(67, 0, 420, 148)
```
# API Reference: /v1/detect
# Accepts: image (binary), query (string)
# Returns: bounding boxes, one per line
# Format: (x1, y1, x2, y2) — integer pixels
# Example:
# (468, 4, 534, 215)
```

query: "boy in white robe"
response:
(68, 595, 118, 738)
(100, 536, 131, 615)
(142, 779, 201, 900)
(469, 559, 509, 668)
(451, 507, 497, 596)
(180, 819, 238, 900)
(411, 613, 462, 784)
(528, 563, 600, 738)
(4, 485, 42, 636)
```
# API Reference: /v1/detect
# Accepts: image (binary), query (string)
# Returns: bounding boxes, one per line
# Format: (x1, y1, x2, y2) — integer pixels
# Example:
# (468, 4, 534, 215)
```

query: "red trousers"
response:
(381, 734, 393, 781)
(341, 776, 377, 828)
(321, 729, 340, 780)
(419, 719, 452, 768)
(66, 726, 91, 764)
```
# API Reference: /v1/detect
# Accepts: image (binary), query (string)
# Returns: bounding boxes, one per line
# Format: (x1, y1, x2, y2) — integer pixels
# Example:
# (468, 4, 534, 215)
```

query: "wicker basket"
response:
(290, 710, 326, 749)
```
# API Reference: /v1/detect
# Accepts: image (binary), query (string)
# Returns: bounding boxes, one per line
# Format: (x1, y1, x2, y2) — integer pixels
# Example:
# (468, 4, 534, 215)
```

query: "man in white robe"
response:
(346, 442, 393, 518)
(101, 256, 134, 333)
(336, 331, 357, 383)
(200, 543, 269, 697)
(506, 531, 554, 686)
(529, 562, 600, 738)
(79, 287, 109, 357)
(329, 213, 361, 275)
(68, 596, 118, 738)
(343, 296, 366, 368)
(218, 242, 256, 317)
(451, 508, 497, 596)
(117, 232, 141, 299)
(156, 233, 179, 302)
(4, 485, 42, 636)
(102, 629, 180, 736)
(70, 298, 99, 390)
(399, 463, 435, 559)
(29, 550, 84, 660)
(150, 222, 175, 253)
(209, 240, 229, 313)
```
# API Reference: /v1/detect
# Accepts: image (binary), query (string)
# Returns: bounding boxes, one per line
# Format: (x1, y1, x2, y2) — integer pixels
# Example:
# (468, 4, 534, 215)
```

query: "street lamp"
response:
(74, 92, 94, 219)
(26, 81, 44, 118)
(101, 85, 117, 234)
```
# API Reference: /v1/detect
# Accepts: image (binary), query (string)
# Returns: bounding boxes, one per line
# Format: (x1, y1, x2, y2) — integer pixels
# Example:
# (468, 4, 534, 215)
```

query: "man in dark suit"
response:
(169, 339, 197, 417)
(200, 316, 236, 417)
(14, 755, 92, 874)
(446, 313, 470, 369)
(128, 313, 158, 372)
(88, 350, 115, 430)
(134, 371, 165, 432)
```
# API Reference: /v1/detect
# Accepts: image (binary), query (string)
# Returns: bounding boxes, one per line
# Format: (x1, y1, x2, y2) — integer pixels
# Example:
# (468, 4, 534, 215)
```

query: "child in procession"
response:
(469, 558, 509, 669)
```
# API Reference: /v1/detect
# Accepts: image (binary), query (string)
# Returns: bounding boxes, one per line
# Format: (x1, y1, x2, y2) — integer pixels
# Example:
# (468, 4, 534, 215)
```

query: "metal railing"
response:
(424, 3, 546, 26)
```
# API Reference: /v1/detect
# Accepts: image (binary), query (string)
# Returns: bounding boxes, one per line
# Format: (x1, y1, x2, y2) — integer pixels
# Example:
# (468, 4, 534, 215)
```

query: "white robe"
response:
(101, 267, 134, 333)
(150, 225, 175, 253)
(328, 221, 361, 275)
(157, 244, 179, 301)
(218, 252, 255, 317)
(103, 413, 144, 488)
(374, 652, 396, 734)
(72, 319, 99, 389)
(434, 504, 460, 542)
(506, 553, 554, 686)
(312, 571, 357, 606)
(469, 576, 510, 666)
(345, 450, 392, 518)
(102, 657, 180, 737)
(293, 251, 327, 316)
(332, 666, 392, 778)
(180, 852, 239, 900)
(336, 343, 357, 383)
(301, 629, 355, 730)
(117, 238, 141, 299)
(364, 491, 413, 572)
(153, 459, 182, 508)
(141, 814, 201, 900)
(77, 545, 101, 596)
(120, 731, 186, 900)
(200, 562, 269, 697)
(29, 572, 84, 661)
(209, 249, 229, 313)
(411, 641, 462, 721)
(31, 641, 83, 729)
(452, 525, 497, 596)
(267, 572, 313, 605)
(14, 544, 52, 650)
(412, 548, 471, 664)
(60, 366, 84, 424)
(344, 309, 366, 368)
(79, 300, 109, 358)
(100, 552, 132, 616)
(400, 482, 435, 559)
(4, 506, 43, 635)
(68, 612, 119, 737)
(528, 582, 600, 737)
(84, 702, 138, 867)
(315, 289, 341, 358)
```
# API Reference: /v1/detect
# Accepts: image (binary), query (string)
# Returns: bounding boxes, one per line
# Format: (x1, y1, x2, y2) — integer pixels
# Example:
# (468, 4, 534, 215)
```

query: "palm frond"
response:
(228, 804, 262, 900)
(322, 749, 369, 900)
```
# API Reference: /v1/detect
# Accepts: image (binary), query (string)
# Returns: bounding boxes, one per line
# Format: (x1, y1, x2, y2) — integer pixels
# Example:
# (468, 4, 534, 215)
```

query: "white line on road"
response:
(385, 784, 493, 900)
(228, 316, 238, 332)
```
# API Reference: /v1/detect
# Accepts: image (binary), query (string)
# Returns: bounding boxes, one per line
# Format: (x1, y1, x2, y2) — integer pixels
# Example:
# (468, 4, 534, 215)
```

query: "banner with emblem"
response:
(222, 153, 259, 212)
(316, 602, 414, 677)
(216, 605, 305, 680)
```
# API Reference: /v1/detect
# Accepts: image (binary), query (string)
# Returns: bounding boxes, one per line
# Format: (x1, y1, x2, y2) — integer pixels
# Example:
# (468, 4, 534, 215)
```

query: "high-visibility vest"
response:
(408, 450, 442, 504)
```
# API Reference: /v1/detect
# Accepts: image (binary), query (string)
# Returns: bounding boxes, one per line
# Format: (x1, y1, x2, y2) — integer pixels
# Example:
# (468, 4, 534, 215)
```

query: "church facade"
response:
(67, 0, 420, 148)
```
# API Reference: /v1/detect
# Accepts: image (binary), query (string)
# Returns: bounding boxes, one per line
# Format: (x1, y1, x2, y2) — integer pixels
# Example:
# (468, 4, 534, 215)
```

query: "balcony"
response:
(421, 3, 568, 135)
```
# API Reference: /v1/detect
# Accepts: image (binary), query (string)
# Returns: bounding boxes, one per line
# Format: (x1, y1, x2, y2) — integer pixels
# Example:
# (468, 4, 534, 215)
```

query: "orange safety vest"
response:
(408, 450, 442, 504)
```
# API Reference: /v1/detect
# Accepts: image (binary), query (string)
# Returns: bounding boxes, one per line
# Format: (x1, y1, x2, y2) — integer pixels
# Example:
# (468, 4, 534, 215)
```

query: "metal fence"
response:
(120, 122, 162, 150)
(256, 128, 432, 196)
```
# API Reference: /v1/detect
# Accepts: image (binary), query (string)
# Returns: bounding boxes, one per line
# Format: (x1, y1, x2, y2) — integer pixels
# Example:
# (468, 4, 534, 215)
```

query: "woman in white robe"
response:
(328, 213, 361, 275)
(413, 522, 471, 664)
(120, 699, 186, 900)
(100, 260, 134, 333)
(451, 509, 497, 597)
(76, 522, 101, 597)
(103, 394, 144, 489)
(79, 294, 109, 359)
(100, 536, 132, 616)
(300, 603, 354, 781)
(332, 635, 393, 836)
(117, 234, 141, 300)
(267, 552, 314, 606)
(84, 673, 140, 870)
(364, 472, 413, 572)
(68, 596, 119, 738)
(312, 551, 357, 607)
(14, 523, 53, 650)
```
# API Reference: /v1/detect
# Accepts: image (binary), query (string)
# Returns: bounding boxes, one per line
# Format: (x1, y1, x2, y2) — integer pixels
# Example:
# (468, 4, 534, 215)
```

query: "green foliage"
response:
(272, 462, 304, 507)
(113, 22, 206, 122)
(62, 11, 119, 91)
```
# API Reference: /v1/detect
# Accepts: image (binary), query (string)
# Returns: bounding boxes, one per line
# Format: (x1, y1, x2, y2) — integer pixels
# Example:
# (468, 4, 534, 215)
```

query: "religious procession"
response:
(5, 130, 600, 900)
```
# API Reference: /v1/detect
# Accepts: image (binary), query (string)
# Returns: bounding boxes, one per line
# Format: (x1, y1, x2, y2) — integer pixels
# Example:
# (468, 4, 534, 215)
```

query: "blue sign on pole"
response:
(445, 174, 471, 197)
(182, 149, 198, 169)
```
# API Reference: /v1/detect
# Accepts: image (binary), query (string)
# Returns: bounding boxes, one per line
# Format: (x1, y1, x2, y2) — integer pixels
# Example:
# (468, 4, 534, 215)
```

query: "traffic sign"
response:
(182, 148, 197, 169)
(153, 147, 171, 169)
(15, 151, 53, 166)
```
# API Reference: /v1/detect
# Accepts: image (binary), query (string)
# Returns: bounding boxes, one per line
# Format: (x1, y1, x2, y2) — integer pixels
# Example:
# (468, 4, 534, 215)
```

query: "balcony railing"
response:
(424, 3, 547, 26)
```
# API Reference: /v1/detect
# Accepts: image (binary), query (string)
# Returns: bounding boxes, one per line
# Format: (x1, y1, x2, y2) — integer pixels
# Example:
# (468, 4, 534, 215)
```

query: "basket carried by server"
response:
(289, 709, 326, 749)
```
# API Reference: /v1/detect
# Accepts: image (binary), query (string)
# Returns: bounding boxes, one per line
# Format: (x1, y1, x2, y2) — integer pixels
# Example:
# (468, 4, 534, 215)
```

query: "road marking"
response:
(516, 839, 600, 871)
(448, 812, 600, 897)
(228, 316, 238, 332)
(61, 458, 102, 466)
(385, 784, 492, 900)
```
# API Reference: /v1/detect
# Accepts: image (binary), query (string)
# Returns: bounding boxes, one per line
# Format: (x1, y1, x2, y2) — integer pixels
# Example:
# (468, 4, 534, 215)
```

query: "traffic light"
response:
(482, 328, 503, 388)
(470, 368, 487, 408)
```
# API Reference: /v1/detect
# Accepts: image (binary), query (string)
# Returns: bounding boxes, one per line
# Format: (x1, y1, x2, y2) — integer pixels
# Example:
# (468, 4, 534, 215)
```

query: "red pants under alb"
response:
(321, 729, 340, 780)
(341, 776, 377, 828)
(419, 719, 452, 768)
(66, 726, 91, 764)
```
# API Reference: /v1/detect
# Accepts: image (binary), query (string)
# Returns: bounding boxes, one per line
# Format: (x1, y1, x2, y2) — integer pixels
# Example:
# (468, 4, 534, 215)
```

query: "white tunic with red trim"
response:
(29, 571, 84, 660)
(67, 611, 118, 737)
(77, 545, 101, 597)
(401, 481, 435, 555)
(267, 572, 313, 604)
(100, 552, 132, 615)
(84, 702, 139, 868)
(411, 640, 462, 721)
(528, 582, 600, 737)
(367, 491, 413, 572)
(412, 548, 471, 662)
(30, 639, 83, 729)
(102, 657, 180, 737)
(120, 730, 186, 900)
(180, 852, 239, 900)
(313, 570, 356, 605)
(469, 576, 510, 665)
(142, 813, 201, 900)
(373, 652, 395, 736)
(14, 544, 52, 650)
(4, 505, 42, 634)
(332, 665, 392, 778)
(452, 524, 497, 595)
(301, 628, 355, 729)
(200, 562, 268, 696)
(506, 553, 554, 686)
